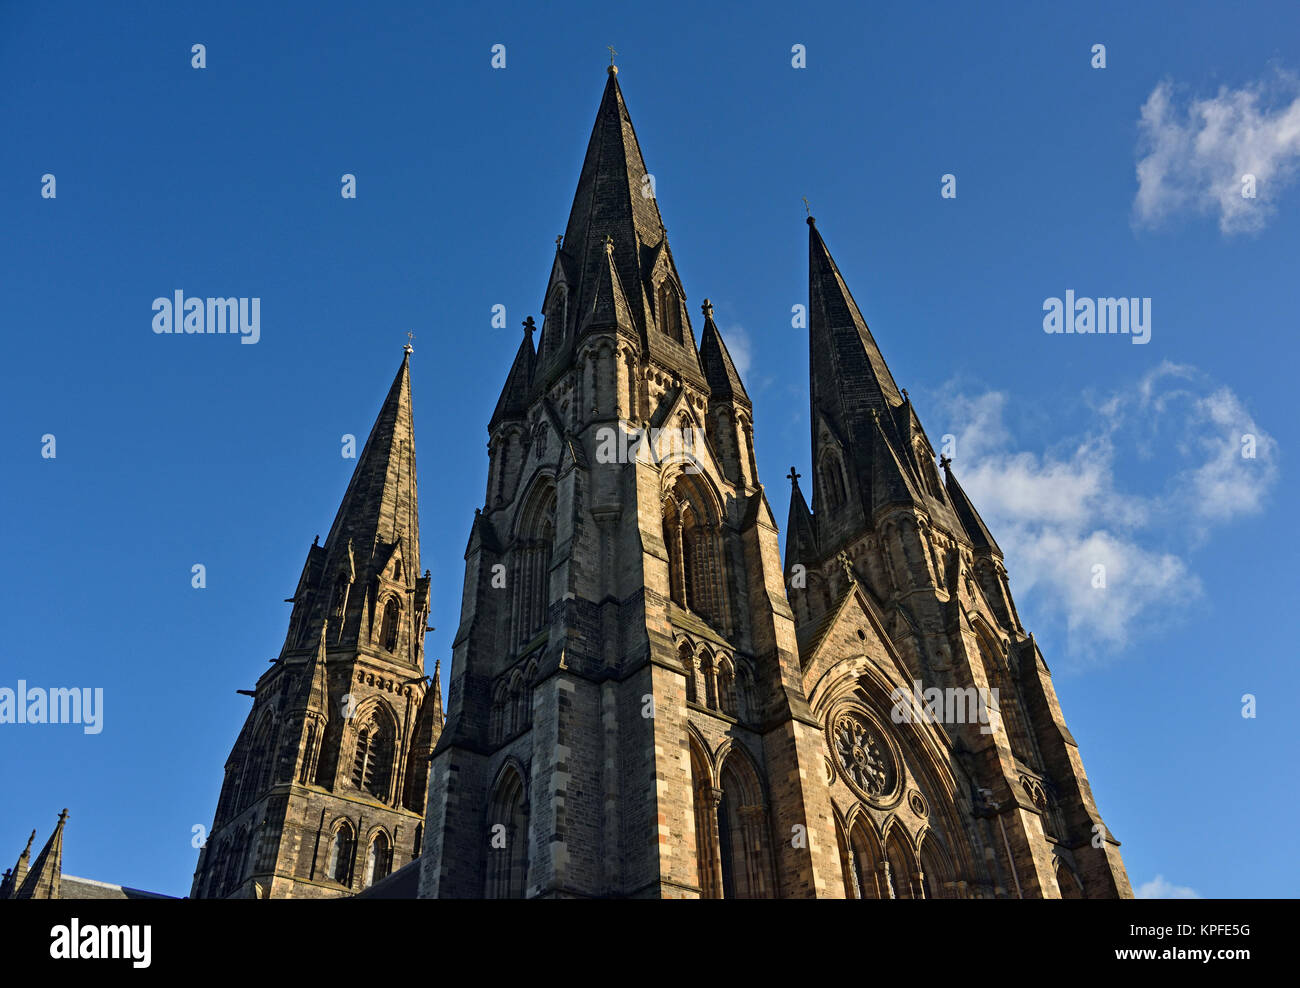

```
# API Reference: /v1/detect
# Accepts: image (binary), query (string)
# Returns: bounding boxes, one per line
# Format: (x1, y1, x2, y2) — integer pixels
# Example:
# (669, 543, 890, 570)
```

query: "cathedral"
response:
(415, 66, 1131, 899)
(4, 65, 1128, 901)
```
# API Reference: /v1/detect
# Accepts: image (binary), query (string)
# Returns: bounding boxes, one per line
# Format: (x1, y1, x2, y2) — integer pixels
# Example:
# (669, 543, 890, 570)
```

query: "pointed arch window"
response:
(351, 717, 394, 800)
(380, 597, 401, 652)
(820, 450, 848, 511)
(546, 285, 568, 354)
(680, 644, 697, 704)
(364, 832, 392, 888)
(717, 660, 738, 717)
(713, 752, 776, 898)
(298, 720, 319, 784)
(485, 768, 529, 898)
(328, 822, 355, 886)
(512, 480, 556, 648)
(657, 281, 683, 344)
(662, 475, 727, 630)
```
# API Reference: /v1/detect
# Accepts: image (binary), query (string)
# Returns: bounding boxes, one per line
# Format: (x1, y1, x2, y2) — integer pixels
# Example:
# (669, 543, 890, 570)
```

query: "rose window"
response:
(832, 712, 894, 799)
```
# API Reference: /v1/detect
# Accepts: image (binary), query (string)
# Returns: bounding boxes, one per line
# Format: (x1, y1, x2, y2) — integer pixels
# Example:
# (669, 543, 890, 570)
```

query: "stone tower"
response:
(193, 348, 442, 898)
(419, 66, 846, 898)
(779, 215, 1131, 898)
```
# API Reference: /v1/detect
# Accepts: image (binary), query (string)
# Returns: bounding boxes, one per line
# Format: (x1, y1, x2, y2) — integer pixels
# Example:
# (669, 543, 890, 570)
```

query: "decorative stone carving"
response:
(831, 711, 895, 801)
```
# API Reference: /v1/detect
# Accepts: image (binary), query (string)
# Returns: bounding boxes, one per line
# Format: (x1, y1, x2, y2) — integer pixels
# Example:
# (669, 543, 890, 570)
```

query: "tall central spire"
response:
(537, 68, 705, 388)
(561, 66, 667, 335)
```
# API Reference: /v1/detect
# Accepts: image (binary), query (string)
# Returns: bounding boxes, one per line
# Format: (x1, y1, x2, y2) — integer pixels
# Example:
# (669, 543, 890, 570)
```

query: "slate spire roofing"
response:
(807, 214, 903, 438)
(320, 348, 420, 593)
(698, 299, 751, 407)
(530, 68, 706, 388)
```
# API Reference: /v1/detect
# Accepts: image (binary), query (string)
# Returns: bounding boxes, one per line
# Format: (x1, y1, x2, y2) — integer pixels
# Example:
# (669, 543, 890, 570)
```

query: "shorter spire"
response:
(697, 300, 751, 406)
(16, 809, 67, 899)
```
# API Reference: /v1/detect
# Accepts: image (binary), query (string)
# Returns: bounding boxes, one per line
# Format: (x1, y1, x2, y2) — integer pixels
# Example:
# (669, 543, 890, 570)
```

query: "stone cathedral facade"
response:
(191, 350, 443, 898)
(417, 67, 1131, 899)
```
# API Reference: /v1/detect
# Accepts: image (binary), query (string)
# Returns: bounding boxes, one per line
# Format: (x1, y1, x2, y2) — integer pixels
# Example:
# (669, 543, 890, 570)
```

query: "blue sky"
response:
(1, 1, 1296, 898)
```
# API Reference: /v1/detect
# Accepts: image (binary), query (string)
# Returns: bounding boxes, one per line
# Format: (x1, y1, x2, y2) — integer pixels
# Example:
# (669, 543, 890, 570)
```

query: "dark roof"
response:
(352, 858, 422, 899)
(59, 876, 177, 900)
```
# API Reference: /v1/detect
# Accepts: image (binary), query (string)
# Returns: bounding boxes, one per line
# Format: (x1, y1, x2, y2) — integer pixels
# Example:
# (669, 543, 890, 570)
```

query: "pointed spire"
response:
(296, 619, 332, 716)
(16, 809, 66, 899)
(431, 659, 444, 729)
(490, 319, 537, 430)
(783, 467, 818, 581)
(580, 239, 636, 336)
(321, 348, 420, 587)
(942, 458, 1002, 556)
(561, 68, 667, 341)
(807, 216, 903, 429)
(1, 830, 35, 898)
(698, 299, 751, 407)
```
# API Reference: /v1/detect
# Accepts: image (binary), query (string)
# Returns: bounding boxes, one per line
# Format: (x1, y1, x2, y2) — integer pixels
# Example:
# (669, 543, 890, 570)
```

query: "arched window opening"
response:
(843, 820, 885, 899)
(364, 832, 392, 888)
(490, 683, 507, 743)
(221, 830, 248, 897)
(662, 475, 726, 630)
(699, 651, 717, 710)
(328, 823, 355, 886)
(1057, 864, 1084, 899)
(885, 832, 917, 899)
(819, 451, 847, 511)
(351, 716, 395, 800)
(718, 661, 738, 717)
(484, 768, 529, 899)
(717, 754, 775, 898)
(680, 644, 697, 705)
(657, 281, 683, 343)
(380, 597, 400, 652)
(239, 721, 272, 811)
(513, 481, 557, 648)
(298, 720, 319, 784)
(920, 838, 954, 899)
(689, 738, 720, 899)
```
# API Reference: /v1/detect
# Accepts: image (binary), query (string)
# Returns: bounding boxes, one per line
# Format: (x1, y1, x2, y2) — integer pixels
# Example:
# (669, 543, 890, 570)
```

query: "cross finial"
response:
(802, 196, 810, 216)
(787, 466, 801, 485)
(939, 454, 952, 470)
(404, 331, 415, 354)
(607, 45, 617, 66)
(523, 316, 536, 339)
(836, 550, 856, 584)
(701, 298, 713, 319)
(901, 388, 908, 400)
(555, 234, 563, 249)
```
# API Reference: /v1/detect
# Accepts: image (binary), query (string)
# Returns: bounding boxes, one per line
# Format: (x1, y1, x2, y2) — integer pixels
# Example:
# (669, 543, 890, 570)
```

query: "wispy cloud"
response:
(935, 362, 1276, 663)
(1134, 70, 1300, 234)
(1136, 875, 1201, 899)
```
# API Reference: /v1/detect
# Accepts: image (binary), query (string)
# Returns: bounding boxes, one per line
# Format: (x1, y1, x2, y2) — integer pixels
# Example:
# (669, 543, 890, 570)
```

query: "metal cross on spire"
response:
(405, 331, 415, 354)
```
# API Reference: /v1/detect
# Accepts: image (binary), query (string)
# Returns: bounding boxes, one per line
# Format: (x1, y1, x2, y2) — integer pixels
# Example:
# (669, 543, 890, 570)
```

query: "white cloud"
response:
(1136, 875, 1201, 899)
(1134, 72, 1300, 234)
(723, 323, 753, 378)
(936, 363, 1276, 662)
